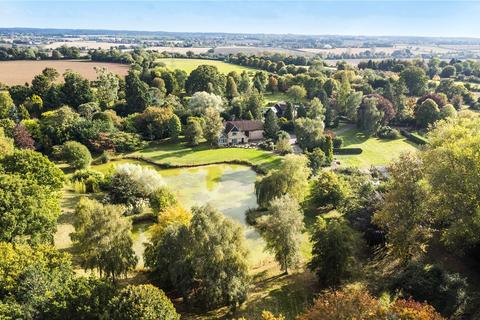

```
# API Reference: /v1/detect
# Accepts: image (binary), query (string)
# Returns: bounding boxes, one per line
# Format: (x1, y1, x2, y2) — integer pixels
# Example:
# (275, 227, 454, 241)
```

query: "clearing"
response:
(156, 58, 258, 74)
(0, 59, 129, 85)
(333, 123, 419, 168)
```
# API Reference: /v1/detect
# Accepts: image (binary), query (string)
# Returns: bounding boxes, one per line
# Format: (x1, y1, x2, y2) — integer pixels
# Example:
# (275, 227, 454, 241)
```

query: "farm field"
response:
(333, 124, 419, 168)
(130, 140, 282, 172)
(0, 59, 129, 84)
(43, 41, 134, 49)
(148, 46, 211, 54)
(157, 58, 259, 74)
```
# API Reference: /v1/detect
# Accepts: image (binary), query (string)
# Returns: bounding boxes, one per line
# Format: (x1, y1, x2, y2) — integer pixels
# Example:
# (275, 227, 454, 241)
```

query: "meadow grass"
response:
(156, 58, 258, 74)
(334, 124, 419, 168)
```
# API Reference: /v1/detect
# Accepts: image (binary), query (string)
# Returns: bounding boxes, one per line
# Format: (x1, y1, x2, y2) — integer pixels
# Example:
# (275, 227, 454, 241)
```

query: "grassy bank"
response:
(156, 58, 258, 74)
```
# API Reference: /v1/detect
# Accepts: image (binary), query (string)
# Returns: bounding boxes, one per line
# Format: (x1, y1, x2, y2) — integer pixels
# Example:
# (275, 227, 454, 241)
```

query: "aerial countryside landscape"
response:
(1, 1, 480, 319)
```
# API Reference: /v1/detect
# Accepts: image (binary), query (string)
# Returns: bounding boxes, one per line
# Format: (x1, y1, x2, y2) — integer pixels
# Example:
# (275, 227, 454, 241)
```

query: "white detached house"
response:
(218, 120, 264, 146)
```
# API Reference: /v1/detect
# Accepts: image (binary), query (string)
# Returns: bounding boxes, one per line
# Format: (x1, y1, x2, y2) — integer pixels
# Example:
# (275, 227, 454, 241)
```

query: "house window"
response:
(232, 132, 237, 136)
(232, 138, 237, 144)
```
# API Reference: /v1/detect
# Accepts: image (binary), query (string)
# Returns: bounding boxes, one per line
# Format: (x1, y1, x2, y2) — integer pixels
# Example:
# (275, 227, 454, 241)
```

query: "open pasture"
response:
(156, 58, 258, 74)
(0, 59, 129, 85)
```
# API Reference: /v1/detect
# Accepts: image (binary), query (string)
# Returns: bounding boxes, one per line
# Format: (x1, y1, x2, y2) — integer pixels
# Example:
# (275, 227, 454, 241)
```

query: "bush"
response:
(149, 187, 177, 214)
(258, 139, 275, 151)
(71, 169, 104, 193)
(333, 148, 363, 155)
(56, 141, 92, 169)
(377, 126, 401, 139)
(109, 284, 179, 320)
(400, 129, 429, 145)
(388, 262, 467, 317)
(332, 136, 343, 148)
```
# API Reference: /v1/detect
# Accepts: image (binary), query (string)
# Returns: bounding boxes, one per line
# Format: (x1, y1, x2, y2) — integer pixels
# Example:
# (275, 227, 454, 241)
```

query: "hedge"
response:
(400, 129, 429, 145)
(334, 148, 363, 155)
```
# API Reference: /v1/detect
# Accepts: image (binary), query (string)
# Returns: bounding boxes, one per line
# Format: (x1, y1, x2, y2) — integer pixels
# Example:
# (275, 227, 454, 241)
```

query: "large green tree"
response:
(400, 66, 428, 96)
(62, 71, 94, 109)
(72, 198, 137, 281)
(145, 204, 249, 311)
(185, 65, 226, 96)
(257, 195, 304, 274)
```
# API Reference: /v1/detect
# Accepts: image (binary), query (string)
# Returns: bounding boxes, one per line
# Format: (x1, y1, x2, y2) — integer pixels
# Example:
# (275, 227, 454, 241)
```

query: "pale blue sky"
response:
(1, 1, 480, 38)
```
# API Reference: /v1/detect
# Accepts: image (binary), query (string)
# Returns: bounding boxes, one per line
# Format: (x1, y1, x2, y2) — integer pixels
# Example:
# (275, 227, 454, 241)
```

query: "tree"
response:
(308, 97, 325, 121)
(184, 118, 203, 146)
(255, 154, 311, 207)
(294, 118, 324, 150)
(167, 114, 181, 140)
(185, 65, 226, 95)
(0, 128, 14, 155)
(0, 91, 15, 119)
(308, 218, 357, 287)
(188, 91, 224, 115)
(306, 148, 326, 175)
(149, 187, 177, 214)
(373, 153, 431, 260)
(264, 109, 279, 140)
(0, 149, 64, 191)
(40, 106, 80, 147)
(203, 107, 224, 146)
(322, 135, 334, 164)
(440, 65, 456, 78)
(275, 131, 292, 154)
(109, 285, 179, 320)
(55, 141, 92, 169)
(145, 204, 249, 311)
(287, 85, 307, 103)
(125, 70, 149, 114)
(135, 107, 176, 140)
(78, 101, 101, 120)
(238, 71, 251, 93)
(94, 67, 119, 109)
(310, 171, 349, 210)
(62, 71, 94, 109)
(225, 76, 239, 99)
(72, 198, 137, 281)
(13, 123, 35, 150)
(0, 174, 61, 244)
(415, 98, 440, 128)
(400, 66, 428, 96)
(23, 94, 43, 118)
(357, 97, 383, 135)
(244, 89, 264, 120)
(257, 195, 304, 274)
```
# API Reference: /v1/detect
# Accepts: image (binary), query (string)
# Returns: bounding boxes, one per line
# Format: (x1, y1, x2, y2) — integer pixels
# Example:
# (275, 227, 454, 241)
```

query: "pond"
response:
(93, 160, 271, 268)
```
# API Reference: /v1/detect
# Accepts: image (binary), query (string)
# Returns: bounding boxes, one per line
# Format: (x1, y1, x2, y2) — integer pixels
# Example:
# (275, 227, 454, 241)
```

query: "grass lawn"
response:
(129, 141, 283, 172)
(334, 124, 419, 168)
(156, 58, 258, 74)
(264, 92, 289, 105)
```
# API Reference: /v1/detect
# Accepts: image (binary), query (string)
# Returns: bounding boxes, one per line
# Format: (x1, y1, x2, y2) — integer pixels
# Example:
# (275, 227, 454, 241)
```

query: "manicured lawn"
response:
(264, 92, 289, 105)
(156, 58, 258, 74)
(334, 124, 419, 168)
(129, 141, 283, 172)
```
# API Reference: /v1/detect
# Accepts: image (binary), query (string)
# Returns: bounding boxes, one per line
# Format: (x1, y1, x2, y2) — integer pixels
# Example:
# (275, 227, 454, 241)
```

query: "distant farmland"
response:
(0, 60, 129, 85)
(157, 58, 258, 74)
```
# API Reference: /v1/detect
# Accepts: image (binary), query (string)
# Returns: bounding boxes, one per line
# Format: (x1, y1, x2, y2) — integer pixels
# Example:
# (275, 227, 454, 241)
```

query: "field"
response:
(156, 58, 259, 74)
(333, 124, 419, 168)
(43, 41, 134, 50)
(130, 140, 282, 172)
(0, 60, 129, 85)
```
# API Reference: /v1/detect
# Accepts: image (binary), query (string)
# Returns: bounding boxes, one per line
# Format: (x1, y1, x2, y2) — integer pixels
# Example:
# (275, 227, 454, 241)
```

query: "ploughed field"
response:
(0, 59, 129, 85)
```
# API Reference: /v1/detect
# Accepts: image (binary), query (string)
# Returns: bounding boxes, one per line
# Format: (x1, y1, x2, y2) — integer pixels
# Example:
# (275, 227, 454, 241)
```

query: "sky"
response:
(1, 1, 480, 38)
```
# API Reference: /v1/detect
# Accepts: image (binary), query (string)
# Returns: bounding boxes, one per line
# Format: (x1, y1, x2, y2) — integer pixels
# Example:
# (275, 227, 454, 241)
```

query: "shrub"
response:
(388, 262, 467, 317)
(149, 187, 177, 214)
(109, 284, 179, 320)
(258, 139, 275, 151)
(332, 136, 343, 148)
(71, 169, 104, 193)
(377, 126, 401, 139)
(333, 148, 363, 155)
(56, 141, 92, 169)
(400, 129, 429, 145)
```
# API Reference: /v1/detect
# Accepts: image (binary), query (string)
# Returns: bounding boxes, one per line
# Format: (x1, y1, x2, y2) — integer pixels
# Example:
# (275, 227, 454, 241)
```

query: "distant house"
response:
(265, 101, 299, 118)
(218, 120, 264, 145)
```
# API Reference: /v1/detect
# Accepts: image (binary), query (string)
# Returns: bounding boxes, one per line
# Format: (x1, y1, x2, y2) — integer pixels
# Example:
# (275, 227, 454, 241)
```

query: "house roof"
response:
(225, 120, 264, 133)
